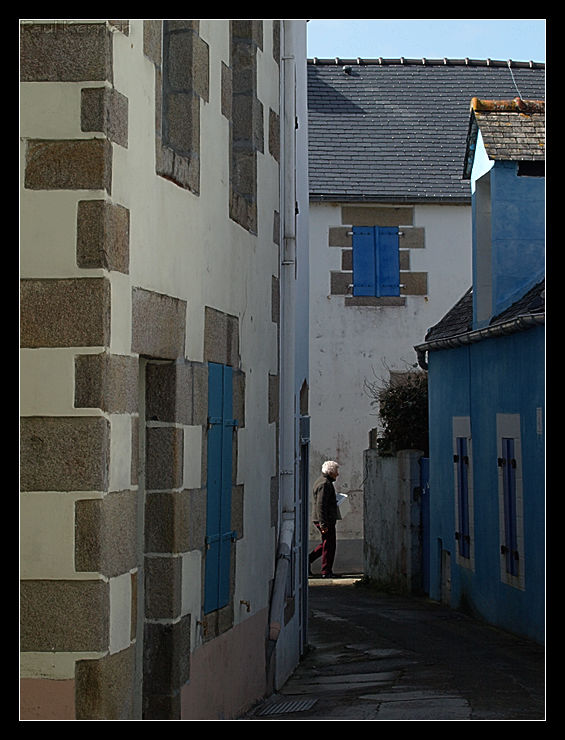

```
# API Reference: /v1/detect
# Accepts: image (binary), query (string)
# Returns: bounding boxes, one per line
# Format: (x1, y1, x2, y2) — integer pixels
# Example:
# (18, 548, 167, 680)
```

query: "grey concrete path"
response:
(244, 577, 545, 721)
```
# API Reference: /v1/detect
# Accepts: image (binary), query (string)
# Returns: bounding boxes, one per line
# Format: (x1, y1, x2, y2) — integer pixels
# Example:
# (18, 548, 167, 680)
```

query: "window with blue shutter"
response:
(499, 438, 519, 577)
(204, 362, 237, 614)
(454, 437, 471, 559)
(352, 226, 400, 297)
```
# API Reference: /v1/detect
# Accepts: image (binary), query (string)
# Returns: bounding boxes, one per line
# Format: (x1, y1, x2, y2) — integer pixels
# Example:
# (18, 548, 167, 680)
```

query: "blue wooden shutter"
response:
(455, 437, 470, 558)
(352, 226, 399, 297)
(500, 438, 518, 576)
(218, 365, 235, 608)
(204, 363, 236, 613)
(352, 227, 377, 296)
(376, 227, 400, 296)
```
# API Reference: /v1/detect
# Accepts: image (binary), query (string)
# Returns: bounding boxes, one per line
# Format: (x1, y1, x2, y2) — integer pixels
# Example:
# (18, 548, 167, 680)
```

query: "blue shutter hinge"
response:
(208, 416, 238, 431)
(205, 530, 237, 548)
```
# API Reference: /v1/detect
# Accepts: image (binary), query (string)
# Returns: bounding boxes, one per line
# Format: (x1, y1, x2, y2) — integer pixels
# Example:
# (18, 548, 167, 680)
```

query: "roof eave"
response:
(309, 193, 472, 204)
(415, 313, 545, 369)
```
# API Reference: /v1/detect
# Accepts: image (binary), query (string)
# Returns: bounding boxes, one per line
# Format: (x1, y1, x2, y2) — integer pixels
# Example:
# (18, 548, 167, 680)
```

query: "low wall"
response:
(363, 449, 424, 593)
(180, 607, 269, 720)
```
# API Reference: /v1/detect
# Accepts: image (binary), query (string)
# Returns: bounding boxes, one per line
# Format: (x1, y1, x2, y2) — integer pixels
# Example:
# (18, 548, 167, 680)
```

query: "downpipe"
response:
(268, 513, 294, 642)
(268, 20, 297, 658)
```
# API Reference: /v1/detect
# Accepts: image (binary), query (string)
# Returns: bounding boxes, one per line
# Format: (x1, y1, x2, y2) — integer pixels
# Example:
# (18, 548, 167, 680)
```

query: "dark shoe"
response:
(321, 572, 341, 579)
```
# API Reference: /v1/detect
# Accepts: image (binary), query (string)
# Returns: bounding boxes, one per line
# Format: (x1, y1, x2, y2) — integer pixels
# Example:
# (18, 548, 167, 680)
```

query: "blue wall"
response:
(427, 325, 545, 642)
(490, 162, 545, 317)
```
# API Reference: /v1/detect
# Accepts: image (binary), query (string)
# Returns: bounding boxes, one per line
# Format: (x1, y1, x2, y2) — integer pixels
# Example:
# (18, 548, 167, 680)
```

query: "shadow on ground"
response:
(244, 577, 545, 721)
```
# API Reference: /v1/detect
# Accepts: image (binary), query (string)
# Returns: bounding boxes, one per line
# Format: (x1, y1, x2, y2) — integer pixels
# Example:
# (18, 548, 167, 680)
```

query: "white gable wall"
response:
(309, 201, 472, 573)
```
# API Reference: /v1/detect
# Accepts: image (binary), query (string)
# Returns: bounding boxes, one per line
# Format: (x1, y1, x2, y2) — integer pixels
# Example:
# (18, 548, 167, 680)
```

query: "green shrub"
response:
(366, 370, 429, 455)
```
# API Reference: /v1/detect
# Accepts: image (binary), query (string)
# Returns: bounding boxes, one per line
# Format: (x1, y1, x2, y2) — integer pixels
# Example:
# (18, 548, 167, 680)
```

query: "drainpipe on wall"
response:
(268, 20, 297, 649)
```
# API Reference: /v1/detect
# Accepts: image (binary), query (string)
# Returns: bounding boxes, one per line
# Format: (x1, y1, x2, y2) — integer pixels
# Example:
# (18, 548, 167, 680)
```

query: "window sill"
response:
(344, 296, 406, 307)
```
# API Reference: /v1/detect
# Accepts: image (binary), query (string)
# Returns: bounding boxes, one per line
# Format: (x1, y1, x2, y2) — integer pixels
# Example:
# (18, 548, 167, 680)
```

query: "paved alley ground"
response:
(245, 577, 546, 721)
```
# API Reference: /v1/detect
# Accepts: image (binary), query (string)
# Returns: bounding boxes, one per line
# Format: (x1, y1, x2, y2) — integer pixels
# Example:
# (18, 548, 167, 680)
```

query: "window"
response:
(496, 414, 525, 590)
(452, 417, 474, 569)
(228, 20, 262, 233)
(204, 362, 237, 613)
(157, 20, 209, 194)
(517, 161, 544, 177)
(352, 226, 400, 297)
(454, 437, 471, 559)
(499, 438, 519, 577)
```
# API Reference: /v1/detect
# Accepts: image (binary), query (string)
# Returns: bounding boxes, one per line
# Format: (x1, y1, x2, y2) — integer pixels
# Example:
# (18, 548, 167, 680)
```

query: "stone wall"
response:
(20, 19, 303, 720)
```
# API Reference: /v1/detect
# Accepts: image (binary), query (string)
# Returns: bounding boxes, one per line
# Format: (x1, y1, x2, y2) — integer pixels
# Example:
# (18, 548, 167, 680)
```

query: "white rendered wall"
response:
(309, 201, 472, 572)
(20, 19, 298, 678)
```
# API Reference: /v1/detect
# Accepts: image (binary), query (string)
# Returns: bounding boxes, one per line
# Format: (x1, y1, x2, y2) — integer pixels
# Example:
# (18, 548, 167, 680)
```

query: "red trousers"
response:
(309, 522, 336, 575)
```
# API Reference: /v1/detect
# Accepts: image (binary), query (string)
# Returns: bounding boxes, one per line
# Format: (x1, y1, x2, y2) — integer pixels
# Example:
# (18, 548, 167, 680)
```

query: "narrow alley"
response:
(245, 578, 545, 721)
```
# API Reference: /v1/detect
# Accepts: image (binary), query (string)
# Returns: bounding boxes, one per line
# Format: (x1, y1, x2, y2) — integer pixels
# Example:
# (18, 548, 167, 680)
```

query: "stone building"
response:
(20, 19, 310, 720)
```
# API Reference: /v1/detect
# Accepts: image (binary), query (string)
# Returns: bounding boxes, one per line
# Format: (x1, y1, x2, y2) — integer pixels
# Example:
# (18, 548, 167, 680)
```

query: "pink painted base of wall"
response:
(20, 678, 75, 720)
(181, 606, 270, 720)
(20, 609, 272, 720)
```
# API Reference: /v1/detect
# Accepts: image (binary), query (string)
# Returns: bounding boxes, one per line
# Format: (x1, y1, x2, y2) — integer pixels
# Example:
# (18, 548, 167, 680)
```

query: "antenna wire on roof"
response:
(507, 60, 524, 100)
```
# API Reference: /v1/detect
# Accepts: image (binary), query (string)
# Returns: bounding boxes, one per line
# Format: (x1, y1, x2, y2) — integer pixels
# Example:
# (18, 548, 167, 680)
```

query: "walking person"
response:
(309, 460, 340, 578)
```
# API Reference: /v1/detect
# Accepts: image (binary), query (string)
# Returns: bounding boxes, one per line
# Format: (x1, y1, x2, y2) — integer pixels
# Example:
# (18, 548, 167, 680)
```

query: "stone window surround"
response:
(144, 20, 209, 196)
(328, 205, 428, 306)
(145, 20, 282, 235)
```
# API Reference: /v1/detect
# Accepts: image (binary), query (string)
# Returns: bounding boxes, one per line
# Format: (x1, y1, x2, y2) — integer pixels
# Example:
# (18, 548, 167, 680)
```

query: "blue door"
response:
(204, 363, 237, 613)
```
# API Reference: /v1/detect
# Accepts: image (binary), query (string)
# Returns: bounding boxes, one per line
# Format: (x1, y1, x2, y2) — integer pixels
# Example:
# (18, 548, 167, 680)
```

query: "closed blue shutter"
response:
(455, 437, 470, 558)
(500, 438, 518, 576)
(376, 227, 401, 296)
(352, 227, 377, 296)
(204, 363, 236, 613)
(218, 365, 234, 607)
(352, 226, 400, 297)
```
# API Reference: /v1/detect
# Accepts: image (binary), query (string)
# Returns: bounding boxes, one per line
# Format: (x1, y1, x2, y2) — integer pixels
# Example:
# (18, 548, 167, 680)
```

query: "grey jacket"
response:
(312, 474, 338, 527)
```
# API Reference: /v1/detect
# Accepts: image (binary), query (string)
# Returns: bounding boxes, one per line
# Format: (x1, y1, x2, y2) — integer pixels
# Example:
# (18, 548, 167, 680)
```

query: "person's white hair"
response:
(321, 460, 339, 476)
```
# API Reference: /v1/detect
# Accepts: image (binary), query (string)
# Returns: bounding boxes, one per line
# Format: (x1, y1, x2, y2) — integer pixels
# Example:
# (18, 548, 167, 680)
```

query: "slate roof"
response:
(422, 280, 545, 346)
(423, 287, 473, 343)
(420, 95, 546, 350)
(463, 98, 545, 177)
(307, 57, 545, 203)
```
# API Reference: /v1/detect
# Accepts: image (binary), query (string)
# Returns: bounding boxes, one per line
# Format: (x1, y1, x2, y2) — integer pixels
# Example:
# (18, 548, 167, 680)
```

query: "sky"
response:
(307, 19, 546, 64)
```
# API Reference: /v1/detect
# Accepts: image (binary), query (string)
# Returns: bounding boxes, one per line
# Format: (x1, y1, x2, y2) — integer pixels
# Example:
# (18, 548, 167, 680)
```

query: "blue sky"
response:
(307, 19, 546, 64)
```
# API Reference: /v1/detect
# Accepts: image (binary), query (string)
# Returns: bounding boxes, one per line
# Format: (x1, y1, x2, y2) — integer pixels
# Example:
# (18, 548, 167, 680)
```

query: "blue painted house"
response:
(415, 98, 545, 643)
